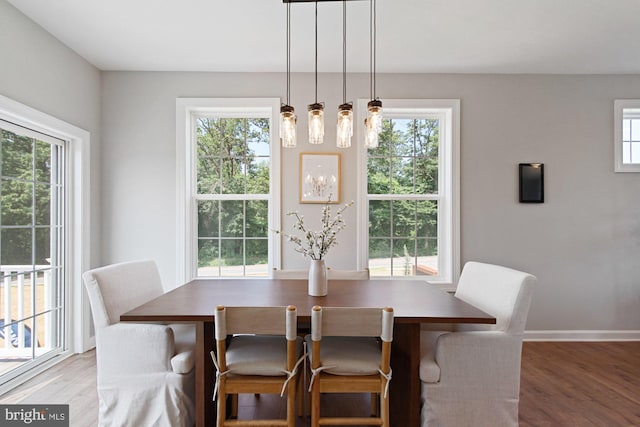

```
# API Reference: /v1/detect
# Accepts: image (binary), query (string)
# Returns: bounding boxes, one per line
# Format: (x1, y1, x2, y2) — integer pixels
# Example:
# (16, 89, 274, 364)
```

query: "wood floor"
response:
(0, 342, 638, 426)
(0, 350, 97, 427)
(519, 342, 640, 427)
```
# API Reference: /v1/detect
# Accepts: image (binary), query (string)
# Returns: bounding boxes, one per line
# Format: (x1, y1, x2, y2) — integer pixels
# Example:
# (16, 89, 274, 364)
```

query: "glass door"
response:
(0, 120, 66, 384)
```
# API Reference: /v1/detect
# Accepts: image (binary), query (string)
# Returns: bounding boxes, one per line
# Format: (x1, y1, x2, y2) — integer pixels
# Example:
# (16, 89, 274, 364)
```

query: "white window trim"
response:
(175, 98, 281, 284)
(0, 95, 91, 388)
(614, 99, 640, 173)
(356, 99, 460, 290)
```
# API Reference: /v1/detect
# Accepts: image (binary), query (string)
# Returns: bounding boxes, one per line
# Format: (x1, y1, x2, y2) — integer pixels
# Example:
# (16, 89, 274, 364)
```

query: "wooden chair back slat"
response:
(221, 306, 289, 336)
(318, 307, 383, 337)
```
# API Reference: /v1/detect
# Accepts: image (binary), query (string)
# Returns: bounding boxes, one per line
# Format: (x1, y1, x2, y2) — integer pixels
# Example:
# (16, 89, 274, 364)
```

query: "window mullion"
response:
(413, 119, 417, 194)
(389, 200, 394, 276)
(217, 197, 222, 277)
(368, 194, 439, 201)
(30, 138, 37, 360)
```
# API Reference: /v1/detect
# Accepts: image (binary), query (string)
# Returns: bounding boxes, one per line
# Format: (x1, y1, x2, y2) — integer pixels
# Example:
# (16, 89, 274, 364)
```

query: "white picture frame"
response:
(300, 153, 341, 203)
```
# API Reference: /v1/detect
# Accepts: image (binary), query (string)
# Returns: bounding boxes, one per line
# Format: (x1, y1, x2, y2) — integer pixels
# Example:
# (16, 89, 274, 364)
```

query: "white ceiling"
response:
(8, 0, 640, 74)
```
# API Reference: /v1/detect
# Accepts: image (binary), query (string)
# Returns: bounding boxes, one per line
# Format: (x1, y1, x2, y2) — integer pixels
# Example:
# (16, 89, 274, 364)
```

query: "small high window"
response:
(614, 100, 640, 172)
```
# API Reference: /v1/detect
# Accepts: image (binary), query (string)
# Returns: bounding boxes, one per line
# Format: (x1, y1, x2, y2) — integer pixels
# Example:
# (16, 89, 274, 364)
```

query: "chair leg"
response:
(371, 392, 379, 417)
(310, 378, 320, 427)
(217, 382, 226, 427)
(297, 368, 304, 416)
(305, 365, 311, 417)
(287, 378, 297, 427)
(231, 394, 238, 418)
(380, 390, 389, 427)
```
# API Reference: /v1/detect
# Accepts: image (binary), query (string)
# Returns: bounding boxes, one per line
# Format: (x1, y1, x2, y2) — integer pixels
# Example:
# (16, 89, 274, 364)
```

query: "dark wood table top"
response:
(121, 278, 495, 325)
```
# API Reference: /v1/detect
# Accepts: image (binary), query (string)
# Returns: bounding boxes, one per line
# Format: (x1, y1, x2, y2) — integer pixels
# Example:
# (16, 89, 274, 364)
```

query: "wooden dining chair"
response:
(306, 305, 394, 427)
(211, 305, 304, 427)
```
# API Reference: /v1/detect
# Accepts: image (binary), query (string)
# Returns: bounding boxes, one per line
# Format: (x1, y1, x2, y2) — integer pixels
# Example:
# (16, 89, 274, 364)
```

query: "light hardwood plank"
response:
(519, 342, 640, 427)
(0, 350, 97, 427)
(0, 342, 638, 426)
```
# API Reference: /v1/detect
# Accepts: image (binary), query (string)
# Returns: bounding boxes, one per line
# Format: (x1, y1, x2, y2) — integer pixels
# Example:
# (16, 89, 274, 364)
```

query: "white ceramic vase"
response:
(308, 259, 328, 296)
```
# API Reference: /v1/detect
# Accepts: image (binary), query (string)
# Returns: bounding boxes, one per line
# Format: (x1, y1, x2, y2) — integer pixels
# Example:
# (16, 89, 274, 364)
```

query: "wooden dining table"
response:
(121, 278, 495, 427)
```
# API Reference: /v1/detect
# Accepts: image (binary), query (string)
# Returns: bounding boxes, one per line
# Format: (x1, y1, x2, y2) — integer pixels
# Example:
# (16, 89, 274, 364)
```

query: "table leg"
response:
(390, 322, 421, 427)
(195, 321, 215, 427)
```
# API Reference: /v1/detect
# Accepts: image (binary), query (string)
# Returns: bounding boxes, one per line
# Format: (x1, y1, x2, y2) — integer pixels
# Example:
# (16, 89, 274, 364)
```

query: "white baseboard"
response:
(524, 330, 640, 342)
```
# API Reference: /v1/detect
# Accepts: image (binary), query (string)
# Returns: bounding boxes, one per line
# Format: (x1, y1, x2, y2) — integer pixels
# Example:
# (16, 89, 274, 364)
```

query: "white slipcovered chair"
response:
(82, 260, 196, 427)
(419, 261, 536, 427)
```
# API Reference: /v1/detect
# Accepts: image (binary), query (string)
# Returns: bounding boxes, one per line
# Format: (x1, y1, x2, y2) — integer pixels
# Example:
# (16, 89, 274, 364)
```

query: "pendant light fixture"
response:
(308, 0, 325, 145)
(336, 0, 353, 148)
(283, 0, 378, 149)
(364, 0, 382, 149)
(280, 1, 297, 148)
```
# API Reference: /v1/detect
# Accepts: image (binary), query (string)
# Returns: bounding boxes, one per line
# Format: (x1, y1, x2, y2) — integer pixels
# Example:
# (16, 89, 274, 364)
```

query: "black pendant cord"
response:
(343, 0, 347, 104)
(373, 0, 377, 100)
(286, 2, 291, 105)
(369, 0, 373, 101)
(314, 0, 318, 104)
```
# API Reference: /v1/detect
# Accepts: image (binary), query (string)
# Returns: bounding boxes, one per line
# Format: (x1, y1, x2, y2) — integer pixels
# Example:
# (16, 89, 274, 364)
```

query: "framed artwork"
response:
(519, 163, 544, 203)
(300, 153, 341, 203)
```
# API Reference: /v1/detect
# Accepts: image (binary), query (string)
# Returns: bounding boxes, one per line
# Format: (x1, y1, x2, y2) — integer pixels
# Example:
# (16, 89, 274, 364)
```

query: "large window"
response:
(614, 100, 640, 172)
(0, 119, 66, 384)
(176, 99, 280, 281)
(358, 100, 459, 286)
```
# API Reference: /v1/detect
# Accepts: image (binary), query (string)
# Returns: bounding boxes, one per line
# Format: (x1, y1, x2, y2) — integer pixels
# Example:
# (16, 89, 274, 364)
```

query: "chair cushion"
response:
(419, 330, 446, 383)
(226, 335, 303, 376)
(305, 336, 381, 375)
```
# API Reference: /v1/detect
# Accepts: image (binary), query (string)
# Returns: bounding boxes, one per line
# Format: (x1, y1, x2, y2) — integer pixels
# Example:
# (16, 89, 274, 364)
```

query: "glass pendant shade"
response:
(280, 105, 297, 148)
(364, 117, 379, 148)
(308, 103, 325, 145)
(336, 103, 353, 148)
(367, 99, 383, 132)
(364, 99, 382, 149)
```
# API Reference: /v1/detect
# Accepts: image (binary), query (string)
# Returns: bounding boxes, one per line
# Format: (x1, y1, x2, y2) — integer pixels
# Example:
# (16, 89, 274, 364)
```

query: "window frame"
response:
(176, 98, 281, 283)
(614, 99, 640, 173)
(356, 99, 460, 289)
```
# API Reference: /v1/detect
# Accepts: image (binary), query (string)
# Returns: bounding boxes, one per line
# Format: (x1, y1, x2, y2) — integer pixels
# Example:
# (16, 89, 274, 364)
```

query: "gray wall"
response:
(3, 0, 636, 338)
(101, 71, 640, 333)
(0, 0, 102, 267)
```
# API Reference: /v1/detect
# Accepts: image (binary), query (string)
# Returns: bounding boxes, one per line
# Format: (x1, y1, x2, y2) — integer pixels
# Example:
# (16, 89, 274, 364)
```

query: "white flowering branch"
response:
(274, 196, 354, 261)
